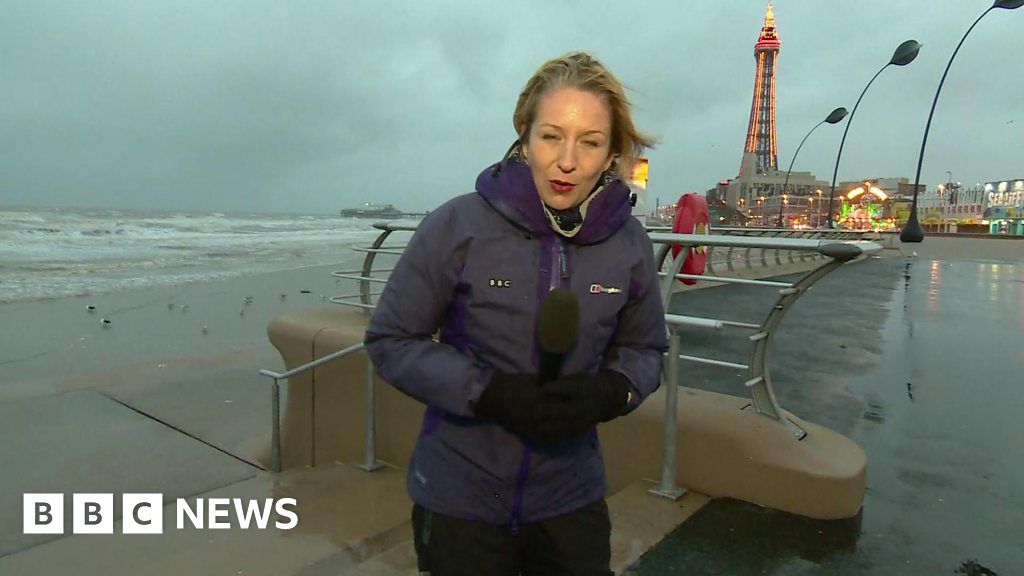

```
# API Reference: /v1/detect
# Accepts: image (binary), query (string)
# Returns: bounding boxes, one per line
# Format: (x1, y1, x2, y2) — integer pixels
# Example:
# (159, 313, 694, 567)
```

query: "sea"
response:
(0, 206, 395, 304)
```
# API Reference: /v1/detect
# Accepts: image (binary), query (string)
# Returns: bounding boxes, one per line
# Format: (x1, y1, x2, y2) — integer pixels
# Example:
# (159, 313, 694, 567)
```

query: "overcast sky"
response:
(2, 0, 1022, 214)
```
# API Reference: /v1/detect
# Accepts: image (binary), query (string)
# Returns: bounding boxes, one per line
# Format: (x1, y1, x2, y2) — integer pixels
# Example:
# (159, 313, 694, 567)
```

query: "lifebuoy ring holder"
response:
(670, 194, 711, 285)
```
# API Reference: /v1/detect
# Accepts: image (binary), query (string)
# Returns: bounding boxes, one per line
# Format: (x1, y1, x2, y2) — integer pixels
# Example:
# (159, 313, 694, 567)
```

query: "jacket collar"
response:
(475, 144, 632, 245)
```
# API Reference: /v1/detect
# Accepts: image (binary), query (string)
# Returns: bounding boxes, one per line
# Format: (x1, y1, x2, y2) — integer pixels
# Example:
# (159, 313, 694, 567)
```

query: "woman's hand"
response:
(471, 371, 547, 444)
(534, 371, 632, 442)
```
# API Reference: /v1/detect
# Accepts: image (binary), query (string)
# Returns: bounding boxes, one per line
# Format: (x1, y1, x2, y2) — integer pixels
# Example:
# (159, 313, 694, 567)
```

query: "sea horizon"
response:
(0, 205, 398, 304)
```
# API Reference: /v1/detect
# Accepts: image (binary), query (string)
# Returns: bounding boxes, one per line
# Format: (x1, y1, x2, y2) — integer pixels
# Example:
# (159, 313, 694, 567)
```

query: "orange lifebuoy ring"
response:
(670, 194, 710, 285)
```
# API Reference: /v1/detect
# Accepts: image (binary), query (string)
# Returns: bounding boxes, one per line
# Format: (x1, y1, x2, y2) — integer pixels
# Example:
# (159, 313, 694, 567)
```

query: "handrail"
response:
(329, 223, 880, 313)
(259, 342, 382, 473)
(644, 232, 880, 496)
(259, 342, 365, 381)
(261, 222, 882, 504)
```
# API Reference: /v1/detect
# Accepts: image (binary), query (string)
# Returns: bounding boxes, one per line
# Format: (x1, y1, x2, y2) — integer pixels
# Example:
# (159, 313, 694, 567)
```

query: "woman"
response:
(365, 51, 667, 575)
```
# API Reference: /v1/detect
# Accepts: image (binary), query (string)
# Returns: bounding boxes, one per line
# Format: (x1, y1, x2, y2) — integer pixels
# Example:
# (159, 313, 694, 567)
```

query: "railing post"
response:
(649, 328, 685, 501)
(359, 355, 384, 471)
(360, 227, 394, 312)
(271, 379, 281, 473)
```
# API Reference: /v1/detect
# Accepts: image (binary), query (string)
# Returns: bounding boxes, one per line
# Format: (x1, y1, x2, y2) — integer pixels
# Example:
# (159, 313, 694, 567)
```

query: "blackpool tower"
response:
(742, 3, 781, 176)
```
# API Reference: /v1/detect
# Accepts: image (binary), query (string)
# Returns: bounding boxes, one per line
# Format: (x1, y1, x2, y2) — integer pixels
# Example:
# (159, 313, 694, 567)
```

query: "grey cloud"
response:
(1, 0, 1021, 213)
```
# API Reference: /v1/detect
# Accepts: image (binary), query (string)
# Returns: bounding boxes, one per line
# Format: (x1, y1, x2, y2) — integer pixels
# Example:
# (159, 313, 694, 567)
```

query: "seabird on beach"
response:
(180, 305, 189, 312)
(280, 293, 287, 300)
(202, 325, 208, 335)
(100, 318, 112, 327)
(86, 305, 96, 313)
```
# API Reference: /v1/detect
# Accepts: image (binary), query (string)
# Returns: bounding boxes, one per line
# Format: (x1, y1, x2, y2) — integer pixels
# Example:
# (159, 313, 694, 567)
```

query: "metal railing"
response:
(261, 222, 881, 499)
(259, 343, 383, 473)
(646, 232, 880, 498)
(329, 223, 877, 312)
(330, 223, 418, 310)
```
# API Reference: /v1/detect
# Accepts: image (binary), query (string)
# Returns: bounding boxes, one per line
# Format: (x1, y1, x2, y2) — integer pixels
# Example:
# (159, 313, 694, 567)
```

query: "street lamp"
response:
(757, 196, 766, 226)
(781, 107, 847, 226)
(777, 194, 789, 227)
(902, 0, 1024, 243)
(827, 39, 921, 228)
(815, 189, 824, 227)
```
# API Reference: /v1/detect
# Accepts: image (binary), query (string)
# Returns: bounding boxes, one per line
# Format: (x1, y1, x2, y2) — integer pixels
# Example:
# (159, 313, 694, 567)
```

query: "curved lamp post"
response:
(827, 39, 921, 228)
(901, 0, 1024, 243)
(779, 107, 848, 227)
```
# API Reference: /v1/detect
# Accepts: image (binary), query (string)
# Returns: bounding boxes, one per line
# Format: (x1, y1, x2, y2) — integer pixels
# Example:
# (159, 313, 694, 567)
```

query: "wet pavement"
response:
(631, 250, 1024, 574)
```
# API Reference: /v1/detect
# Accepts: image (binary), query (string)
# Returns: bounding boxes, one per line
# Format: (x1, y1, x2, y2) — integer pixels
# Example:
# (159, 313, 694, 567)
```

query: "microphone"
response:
(537, 288, 579, 383)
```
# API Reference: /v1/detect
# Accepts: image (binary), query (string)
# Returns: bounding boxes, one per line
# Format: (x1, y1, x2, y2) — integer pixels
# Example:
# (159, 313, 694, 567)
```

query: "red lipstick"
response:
(549, 180, 575, 193)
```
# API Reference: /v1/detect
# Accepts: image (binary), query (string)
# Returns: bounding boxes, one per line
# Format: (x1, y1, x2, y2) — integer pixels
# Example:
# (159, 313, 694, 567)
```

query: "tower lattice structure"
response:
(742, 3, 781, 176)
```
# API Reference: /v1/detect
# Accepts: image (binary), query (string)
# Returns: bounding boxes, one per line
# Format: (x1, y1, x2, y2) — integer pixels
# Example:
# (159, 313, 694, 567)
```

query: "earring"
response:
(600, 157, 619, 186)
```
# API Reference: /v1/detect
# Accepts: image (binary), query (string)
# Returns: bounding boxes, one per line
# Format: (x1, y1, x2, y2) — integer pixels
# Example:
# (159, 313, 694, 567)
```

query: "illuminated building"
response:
(723, 4, 826, 227)
(982, 179, 1024, 235)
(628, 157, 650, 226)
(742, 2, 780, 176)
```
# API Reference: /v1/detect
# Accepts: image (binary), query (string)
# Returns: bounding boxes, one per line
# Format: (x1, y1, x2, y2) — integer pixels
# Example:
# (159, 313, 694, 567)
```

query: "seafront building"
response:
(906, 178, 1023, 235)
(982, 178, 1024, 235)
(717, 176, 917, 230)
(913, 182, 987, 233)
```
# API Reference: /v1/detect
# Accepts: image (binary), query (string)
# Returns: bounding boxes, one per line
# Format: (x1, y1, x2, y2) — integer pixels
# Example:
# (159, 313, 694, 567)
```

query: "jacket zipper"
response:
(557, 240, 570, 283)
(510, 237, 571, 535)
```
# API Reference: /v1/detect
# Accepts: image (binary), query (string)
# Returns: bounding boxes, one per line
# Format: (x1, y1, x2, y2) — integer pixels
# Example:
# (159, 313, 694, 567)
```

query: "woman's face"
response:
(521, 87, 615, 211)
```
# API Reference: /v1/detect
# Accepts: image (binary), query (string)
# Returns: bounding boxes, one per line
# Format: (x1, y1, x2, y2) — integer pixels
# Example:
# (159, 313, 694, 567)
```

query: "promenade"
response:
(0, 235, 1020, 575)
(634, 238, 1023, 574)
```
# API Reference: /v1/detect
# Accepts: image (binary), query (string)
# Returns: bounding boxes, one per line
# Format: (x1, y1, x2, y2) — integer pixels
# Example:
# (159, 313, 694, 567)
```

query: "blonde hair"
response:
(513, 52, 656, 179)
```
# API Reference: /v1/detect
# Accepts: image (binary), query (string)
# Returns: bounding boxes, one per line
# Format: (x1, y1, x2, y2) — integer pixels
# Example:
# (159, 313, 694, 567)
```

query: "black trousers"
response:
(411, 500, 613, 576)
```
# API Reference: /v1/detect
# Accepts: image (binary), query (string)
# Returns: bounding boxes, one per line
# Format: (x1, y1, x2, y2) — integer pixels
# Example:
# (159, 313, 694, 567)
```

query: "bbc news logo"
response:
(23, 494, 298, 534)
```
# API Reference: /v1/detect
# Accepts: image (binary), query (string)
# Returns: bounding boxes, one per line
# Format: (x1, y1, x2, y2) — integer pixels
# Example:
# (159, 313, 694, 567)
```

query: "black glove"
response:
(535, 371, 632, 442)
(472, 371, 545, 443)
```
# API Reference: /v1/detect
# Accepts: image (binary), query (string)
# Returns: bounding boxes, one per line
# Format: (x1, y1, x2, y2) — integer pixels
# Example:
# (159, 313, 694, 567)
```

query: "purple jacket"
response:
(364, 154, 667, 527)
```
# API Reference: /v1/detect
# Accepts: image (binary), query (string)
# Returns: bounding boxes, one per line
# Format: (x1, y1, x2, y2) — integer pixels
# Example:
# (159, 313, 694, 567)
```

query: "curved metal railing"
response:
(644, 232, 880, 498)
(328, 223, 877, 312)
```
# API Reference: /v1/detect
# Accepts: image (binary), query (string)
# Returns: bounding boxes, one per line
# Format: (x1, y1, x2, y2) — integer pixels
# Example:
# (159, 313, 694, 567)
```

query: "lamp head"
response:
(889, 40, 922, 66)
(825, 107, 848, 124)
(993, 0, 1024, 9)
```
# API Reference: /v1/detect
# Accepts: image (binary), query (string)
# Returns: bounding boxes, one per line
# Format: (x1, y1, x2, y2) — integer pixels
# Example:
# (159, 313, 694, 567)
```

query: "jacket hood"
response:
(474, 146, 633, 245)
